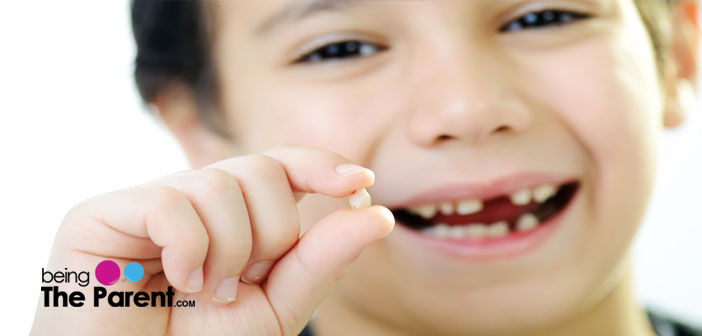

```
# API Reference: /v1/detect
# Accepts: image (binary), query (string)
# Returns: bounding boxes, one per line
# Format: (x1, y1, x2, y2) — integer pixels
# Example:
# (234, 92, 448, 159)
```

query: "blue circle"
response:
(124, 262, 144, 282)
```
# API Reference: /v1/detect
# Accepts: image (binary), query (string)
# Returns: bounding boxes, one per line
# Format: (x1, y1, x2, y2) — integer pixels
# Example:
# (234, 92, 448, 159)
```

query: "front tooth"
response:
(510, 188, 531, 206)
(447, 225, 464, 238)
(487, 221, 510, 237)
(439, 202, 455, 215)
(463, 224, 487, 238)
(516, 213, 539, 232)
(412, 204, 438, 219)
(433, 223, 450, 238)
(532, 184, 557, 203)
(456, 199, 483, 215)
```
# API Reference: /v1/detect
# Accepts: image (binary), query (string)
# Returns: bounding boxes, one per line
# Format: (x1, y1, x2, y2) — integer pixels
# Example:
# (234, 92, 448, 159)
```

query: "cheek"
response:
(528, 27, 662, 259)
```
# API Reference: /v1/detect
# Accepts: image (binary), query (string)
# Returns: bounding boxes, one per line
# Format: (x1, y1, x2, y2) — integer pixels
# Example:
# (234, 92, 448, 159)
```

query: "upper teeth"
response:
(439, 202, 454, 215)
(532, 184, 557, 203)
(408, 183, 559, 218)
(456, 199, 483, 215)
(413, 204, 438, 219)
(509, 188, 531, 206)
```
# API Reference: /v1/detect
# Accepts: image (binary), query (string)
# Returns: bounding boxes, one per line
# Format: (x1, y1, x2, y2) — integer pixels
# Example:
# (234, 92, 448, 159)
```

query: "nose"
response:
(405, 47, 532, 147)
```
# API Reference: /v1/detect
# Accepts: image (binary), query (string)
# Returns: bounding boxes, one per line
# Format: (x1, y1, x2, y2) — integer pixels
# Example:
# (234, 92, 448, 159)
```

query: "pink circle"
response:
(95, 260, 120, 286)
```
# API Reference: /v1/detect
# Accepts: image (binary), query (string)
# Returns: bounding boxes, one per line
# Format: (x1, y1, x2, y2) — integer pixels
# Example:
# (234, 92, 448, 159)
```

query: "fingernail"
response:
(243, 261, 274, 283)
(335, 164, 374, 179)
(185, 267, 203, 293)
(213, 276, 239, 303)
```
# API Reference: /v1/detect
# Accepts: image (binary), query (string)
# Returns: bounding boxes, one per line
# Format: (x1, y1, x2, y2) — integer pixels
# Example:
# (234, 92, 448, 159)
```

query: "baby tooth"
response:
(412, 204, 438, 219)
(447, 225, 465, 238)
(510, 188, 531, 206)
(439, 202, 455, 215)
(463, 224, 487, 238)
(348, 188, 371, 209)
(533, 184, 557, 203)
(487, 221, 510, 237)
(456, 199, 483, 215)
(433, 223, 450, 238)
(516, 213, 539, 232)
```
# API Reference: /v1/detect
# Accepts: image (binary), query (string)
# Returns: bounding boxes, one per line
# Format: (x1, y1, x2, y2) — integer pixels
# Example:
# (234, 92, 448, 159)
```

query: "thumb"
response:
(263, 205, 395, 335)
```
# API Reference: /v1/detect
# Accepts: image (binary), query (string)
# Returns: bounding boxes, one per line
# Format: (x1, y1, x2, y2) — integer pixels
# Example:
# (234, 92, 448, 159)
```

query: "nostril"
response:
(494, 125, 509, 133)
(437, 134, 453, 141)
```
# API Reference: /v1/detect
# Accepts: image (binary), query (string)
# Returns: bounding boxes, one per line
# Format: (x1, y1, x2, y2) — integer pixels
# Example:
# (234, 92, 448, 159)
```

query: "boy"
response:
(33, 0, 700, 335)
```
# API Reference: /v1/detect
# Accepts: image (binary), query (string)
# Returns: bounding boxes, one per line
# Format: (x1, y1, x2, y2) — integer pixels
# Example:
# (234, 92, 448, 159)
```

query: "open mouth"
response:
(391, 181, 580, 239)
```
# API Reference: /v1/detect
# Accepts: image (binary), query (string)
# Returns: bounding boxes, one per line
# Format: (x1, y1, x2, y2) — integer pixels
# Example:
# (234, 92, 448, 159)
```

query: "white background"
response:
(0, 1, 700, 334)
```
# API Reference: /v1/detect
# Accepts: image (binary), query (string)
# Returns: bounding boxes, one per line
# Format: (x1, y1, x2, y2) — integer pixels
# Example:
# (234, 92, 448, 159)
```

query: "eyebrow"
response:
(255, 0, 356, 35)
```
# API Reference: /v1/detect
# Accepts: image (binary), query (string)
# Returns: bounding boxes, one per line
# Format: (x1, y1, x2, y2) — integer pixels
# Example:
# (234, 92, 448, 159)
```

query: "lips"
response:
(387, 176, 580, 241)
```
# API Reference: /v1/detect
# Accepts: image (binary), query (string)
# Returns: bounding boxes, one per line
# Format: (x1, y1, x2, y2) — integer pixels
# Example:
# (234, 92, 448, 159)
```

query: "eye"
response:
(500, 10, 590, 32)
(295, 40, 384, 64)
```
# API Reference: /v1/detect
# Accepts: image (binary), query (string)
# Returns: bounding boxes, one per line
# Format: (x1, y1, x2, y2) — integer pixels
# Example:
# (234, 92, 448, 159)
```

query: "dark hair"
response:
(131, 0, 224, 134)
(131, 0, 673, 113)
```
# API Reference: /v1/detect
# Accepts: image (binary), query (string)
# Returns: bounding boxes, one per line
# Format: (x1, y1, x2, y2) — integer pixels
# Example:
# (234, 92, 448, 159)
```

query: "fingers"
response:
(207, 155, 300, 284)
(155, 168, 253, 303)
(262, 144, 375, 197)
(63, 144, 379, 308)
(207, 145, 376, 284)
(69, 186, 209, 294)
(263, 206, 395, 335)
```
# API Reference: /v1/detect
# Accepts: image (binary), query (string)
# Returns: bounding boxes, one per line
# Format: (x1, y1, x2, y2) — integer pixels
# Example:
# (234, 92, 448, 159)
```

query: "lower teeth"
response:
(516, 213, 539, 232)
(421, 213, 541, 239)
(404, 182, 579, 237)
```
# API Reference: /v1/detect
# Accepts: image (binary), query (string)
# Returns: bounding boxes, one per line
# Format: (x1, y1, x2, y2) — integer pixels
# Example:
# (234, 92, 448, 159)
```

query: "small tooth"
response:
(516, 213, 539, 232)
(456, 199, 483, 215)
(533, 184, 557, 203)
(447, 225, 465, 238)
(412, 204, 438, 219)
(463, 224, 487, 238)
(509, 188, 531, 206)
(487, 221, 510, 237)
(433, 223, 450, 238)
(348, 188, 371, 209)
(439, 202, 455, 215)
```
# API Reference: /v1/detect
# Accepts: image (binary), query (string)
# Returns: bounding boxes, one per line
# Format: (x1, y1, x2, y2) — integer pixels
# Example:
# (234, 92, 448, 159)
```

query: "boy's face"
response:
(208, 0, 666, 333)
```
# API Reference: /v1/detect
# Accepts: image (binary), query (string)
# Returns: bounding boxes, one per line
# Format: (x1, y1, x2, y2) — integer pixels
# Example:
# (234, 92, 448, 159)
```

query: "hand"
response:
(31, 145, 394, 336)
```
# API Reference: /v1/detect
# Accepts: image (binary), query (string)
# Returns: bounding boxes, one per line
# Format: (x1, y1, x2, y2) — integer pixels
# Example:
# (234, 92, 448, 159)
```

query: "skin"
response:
(32, 0, 698, 335)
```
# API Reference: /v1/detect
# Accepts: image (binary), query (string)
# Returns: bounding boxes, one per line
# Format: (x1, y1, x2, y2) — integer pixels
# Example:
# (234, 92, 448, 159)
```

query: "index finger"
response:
(207, 145, 375, 198)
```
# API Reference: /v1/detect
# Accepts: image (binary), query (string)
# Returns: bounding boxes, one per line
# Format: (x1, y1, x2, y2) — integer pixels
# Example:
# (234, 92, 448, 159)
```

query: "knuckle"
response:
(242, 154, 285, 181)
(147, 186, 188, 213)
(195, 168, 239, 199)
(147, 186, 210, 248)
(199, 167, 235, 188)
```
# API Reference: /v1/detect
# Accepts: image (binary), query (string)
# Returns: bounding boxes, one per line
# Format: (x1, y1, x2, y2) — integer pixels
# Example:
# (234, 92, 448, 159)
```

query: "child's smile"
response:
(196, 0, 675, 334)
(31, 0, 696, 335)
(390, 178, 580, 259)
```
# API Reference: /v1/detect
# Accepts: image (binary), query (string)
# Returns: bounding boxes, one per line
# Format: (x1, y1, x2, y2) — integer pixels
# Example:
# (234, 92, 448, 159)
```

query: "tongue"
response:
(436, 197, 539, 226)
